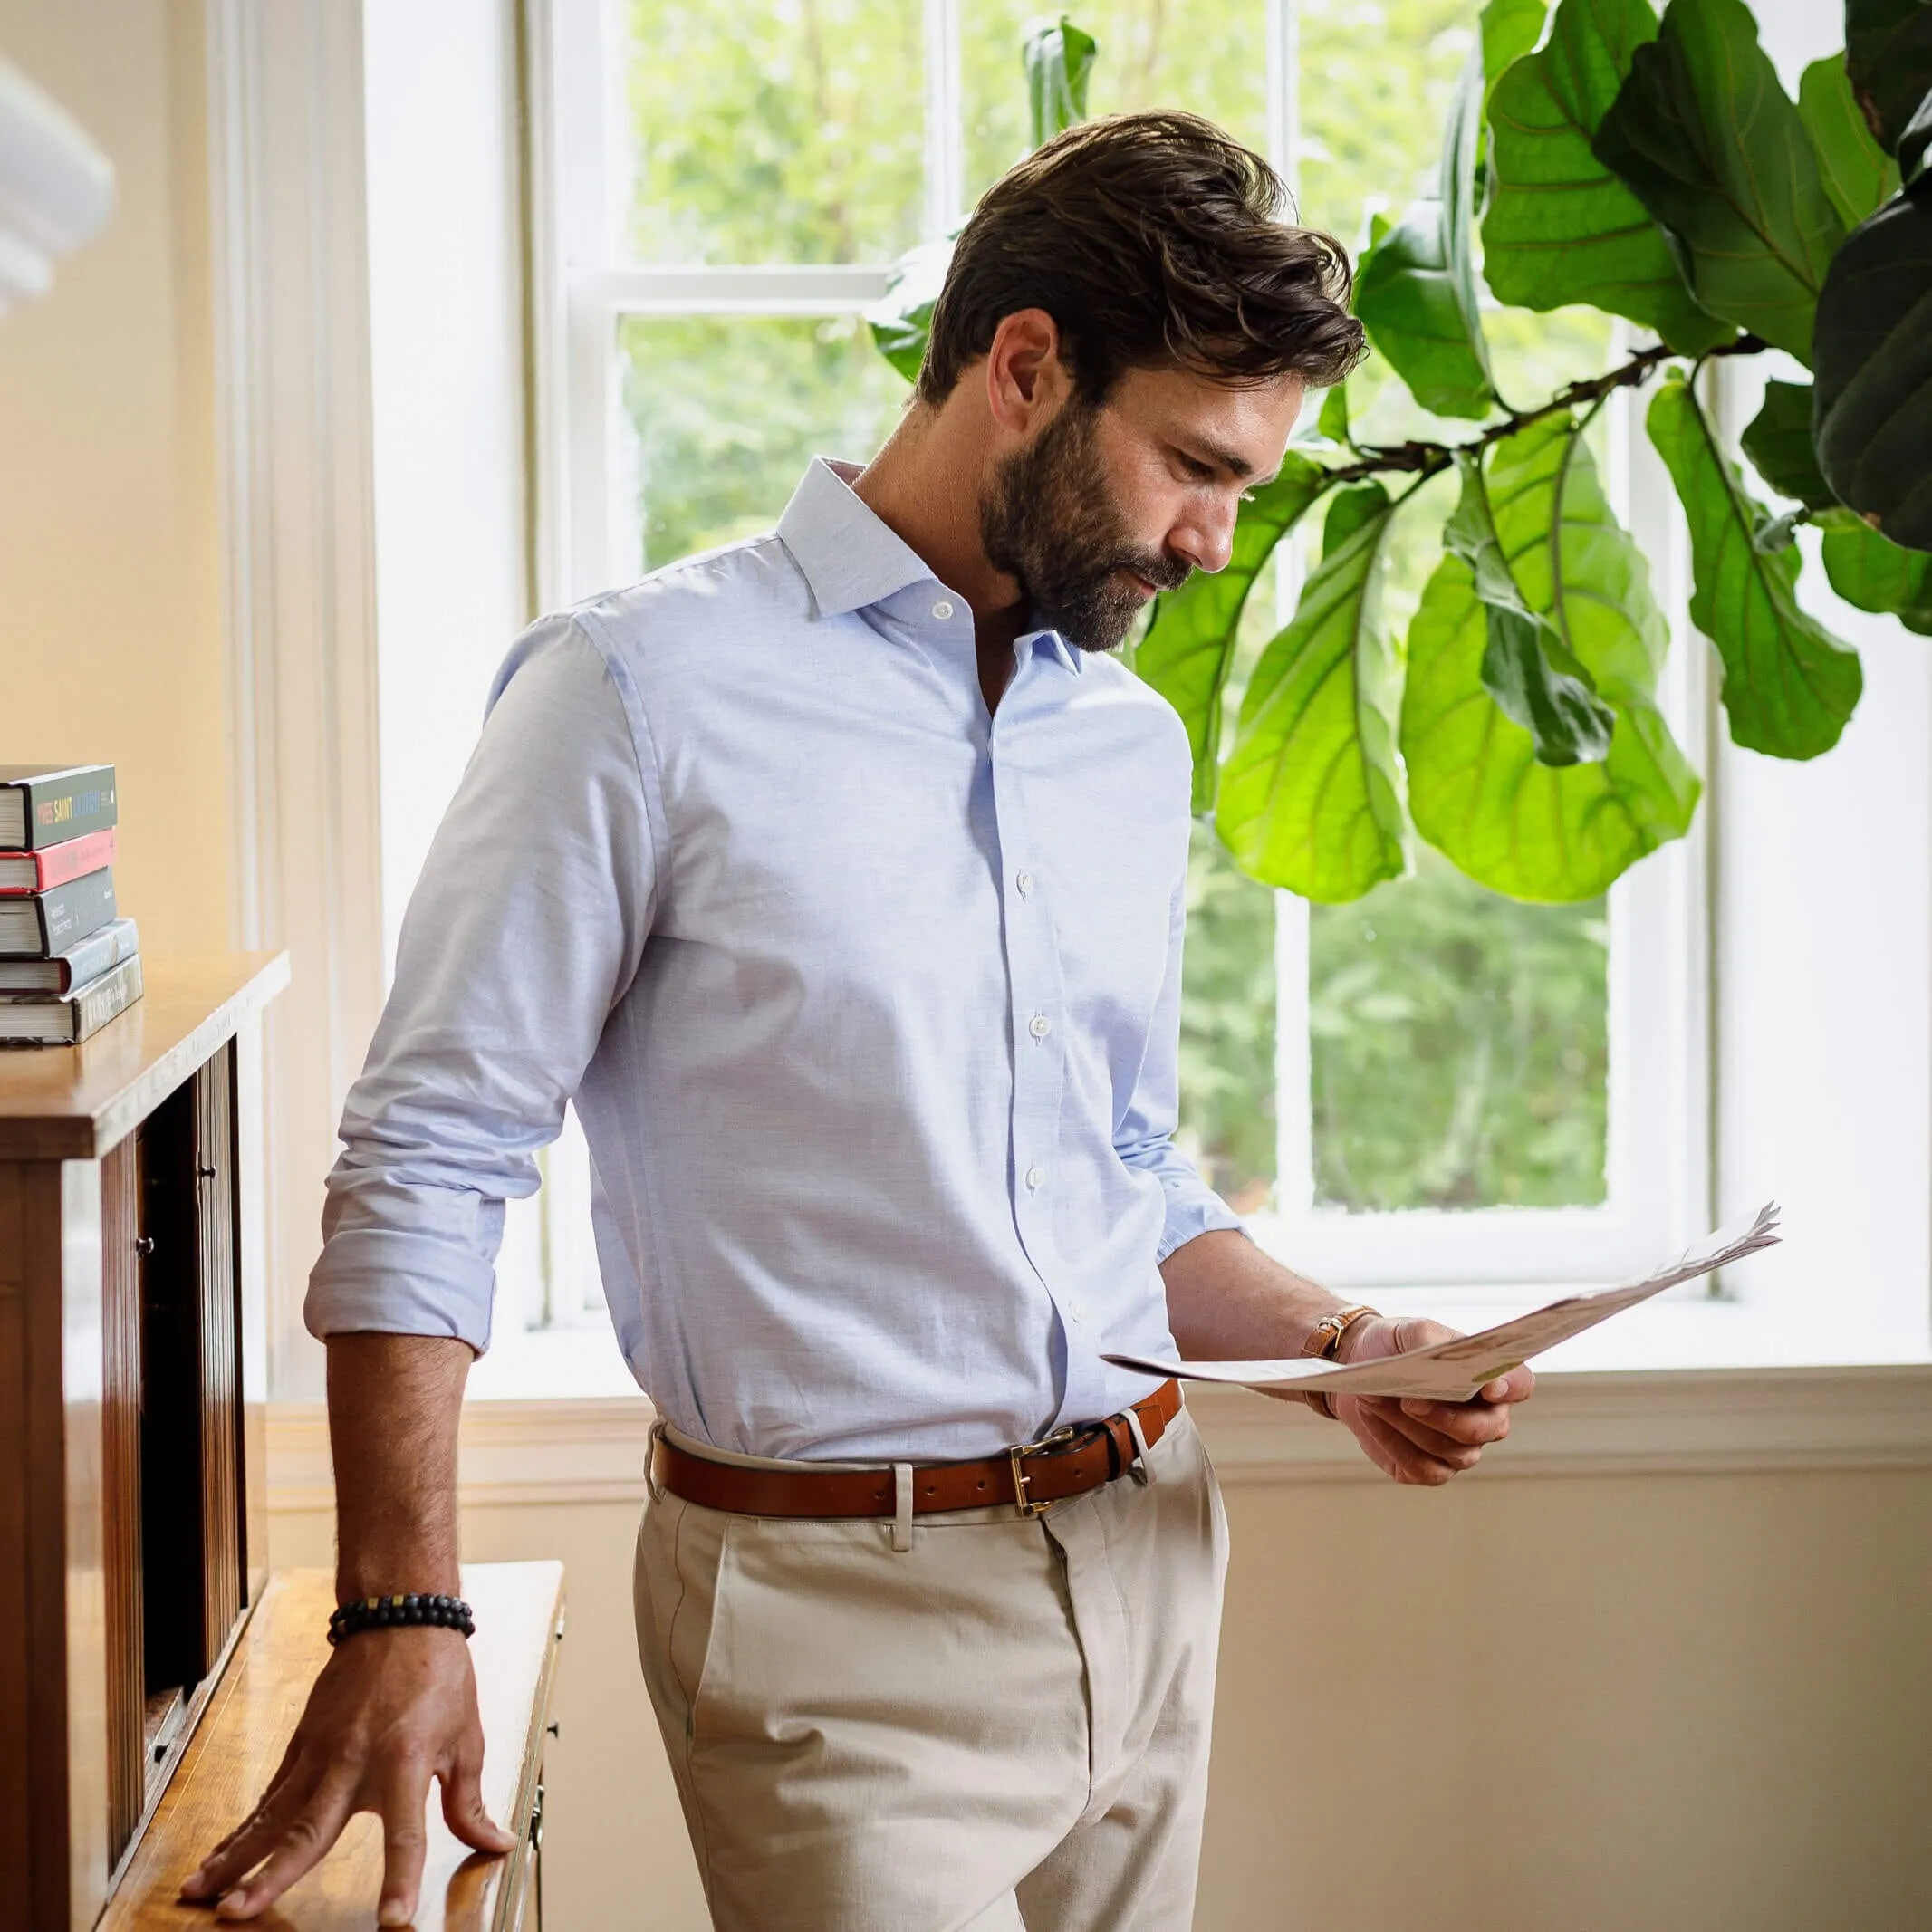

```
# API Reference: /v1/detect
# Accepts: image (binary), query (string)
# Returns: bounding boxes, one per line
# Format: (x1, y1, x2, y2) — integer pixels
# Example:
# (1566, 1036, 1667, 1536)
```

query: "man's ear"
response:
(985, 309, 1072, 435)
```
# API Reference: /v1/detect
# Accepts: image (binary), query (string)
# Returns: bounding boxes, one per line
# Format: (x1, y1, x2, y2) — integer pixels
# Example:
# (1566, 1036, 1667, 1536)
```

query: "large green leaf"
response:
(866, 238, 952, 382)
(1648, 371, 1862, 757)
(1402, 414, 1698, 901)
(1800, 56, 1901, 230)
(1846, 0, 1932, 159)
(1354, 43, 1497, 419)
(1444, 448, 1615, 765)
(1740, 379, 1836, 511)
(1216, 485, 1408, 902)
(1483, 0, 1729, 351)
(1133, 454, 1334, 813)
(1812, 172, 1932, 551)
(1482, 0, 1550, 91)
(1591, 0, 1845, 363)
(1822, 519, 1932, 632)
(1024, 16, 1098, 149)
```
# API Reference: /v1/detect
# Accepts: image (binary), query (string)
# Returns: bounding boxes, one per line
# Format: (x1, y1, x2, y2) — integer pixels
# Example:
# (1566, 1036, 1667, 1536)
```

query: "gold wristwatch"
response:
(1298, 1302, 1379, 1420)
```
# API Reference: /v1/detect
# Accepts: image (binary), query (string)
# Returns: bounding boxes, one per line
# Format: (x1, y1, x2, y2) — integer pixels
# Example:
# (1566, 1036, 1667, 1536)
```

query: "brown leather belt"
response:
(653, 1379, 1183, 1522)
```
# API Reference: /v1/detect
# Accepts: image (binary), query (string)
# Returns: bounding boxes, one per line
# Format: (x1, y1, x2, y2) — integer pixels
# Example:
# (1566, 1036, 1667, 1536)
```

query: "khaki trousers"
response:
(631, 1407, 1229, 1932)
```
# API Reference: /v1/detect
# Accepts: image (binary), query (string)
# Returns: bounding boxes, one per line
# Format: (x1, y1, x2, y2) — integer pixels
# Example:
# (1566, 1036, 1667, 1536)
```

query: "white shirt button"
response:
(1065, 1301, 1085, 1324)
(1024, 1165, 1045, 1190)
(931, 599, 954, 620)
(1014, 869, 1033, 898)
(1028, 1014, 1051, 1040)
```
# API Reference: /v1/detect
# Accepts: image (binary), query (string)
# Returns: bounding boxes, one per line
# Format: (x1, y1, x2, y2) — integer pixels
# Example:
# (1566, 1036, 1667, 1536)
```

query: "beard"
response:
(978, 399, 1193, 653)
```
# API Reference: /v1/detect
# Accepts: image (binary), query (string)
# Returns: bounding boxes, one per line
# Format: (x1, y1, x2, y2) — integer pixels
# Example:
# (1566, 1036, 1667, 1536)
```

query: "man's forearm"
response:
(326, 1333, 470, 1601)
(1158, 1227, 1348, 1360)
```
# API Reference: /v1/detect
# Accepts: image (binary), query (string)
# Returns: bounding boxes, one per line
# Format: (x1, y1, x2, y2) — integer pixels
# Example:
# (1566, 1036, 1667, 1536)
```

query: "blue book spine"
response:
(53, 917, 139, 993)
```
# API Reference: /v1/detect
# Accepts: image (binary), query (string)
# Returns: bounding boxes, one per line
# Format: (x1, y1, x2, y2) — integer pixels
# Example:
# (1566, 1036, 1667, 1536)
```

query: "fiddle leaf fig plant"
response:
(870, 0, 1932, 904)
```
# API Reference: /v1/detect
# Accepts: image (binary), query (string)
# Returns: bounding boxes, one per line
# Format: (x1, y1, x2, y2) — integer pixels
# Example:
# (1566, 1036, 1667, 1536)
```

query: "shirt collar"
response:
(775, 457, 1083, 676)
(776, 458, 937, 619)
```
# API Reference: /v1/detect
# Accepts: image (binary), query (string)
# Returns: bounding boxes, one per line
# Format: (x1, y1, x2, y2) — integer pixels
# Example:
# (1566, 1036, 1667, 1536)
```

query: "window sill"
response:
(264, 1353, 1932, 1509)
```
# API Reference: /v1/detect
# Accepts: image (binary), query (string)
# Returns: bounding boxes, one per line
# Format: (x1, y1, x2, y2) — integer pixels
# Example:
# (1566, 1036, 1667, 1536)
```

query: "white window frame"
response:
(515, 0, 1931, 1382)
(1253, 370, 1713, 1293)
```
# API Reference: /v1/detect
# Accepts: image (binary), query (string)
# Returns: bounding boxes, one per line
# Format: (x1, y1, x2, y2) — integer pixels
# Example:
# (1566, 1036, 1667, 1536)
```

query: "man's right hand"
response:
(179, 1622, 515, 1923)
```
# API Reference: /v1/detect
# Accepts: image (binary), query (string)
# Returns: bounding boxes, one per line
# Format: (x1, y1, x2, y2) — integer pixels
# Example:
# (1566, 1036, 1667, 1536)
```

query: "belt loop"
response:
(645, 1416, 669, 1504)
(1124, 1406, 1158, 1486)
(891, 1463, 914, 1552)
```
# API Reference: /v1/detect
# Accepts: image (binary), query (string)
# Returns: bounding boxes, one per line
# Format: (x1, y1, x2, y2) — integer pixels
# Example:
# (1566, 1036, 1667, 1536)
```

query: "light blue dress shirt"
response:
(305, 457, 1242, 1461)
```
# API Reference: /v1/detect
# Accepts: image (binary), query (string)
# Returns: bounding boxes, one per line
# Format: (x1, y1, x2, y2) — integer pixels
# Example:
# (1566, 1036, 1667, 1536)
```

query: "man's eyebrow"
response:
(1187, 437, 1280, 485)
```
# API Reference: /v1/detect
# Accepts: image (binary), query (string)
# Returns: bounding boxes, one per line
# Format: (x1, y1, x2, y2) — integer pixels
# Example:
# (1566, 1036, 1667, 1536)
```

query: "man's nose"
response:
(1169, 499, 1238, 577)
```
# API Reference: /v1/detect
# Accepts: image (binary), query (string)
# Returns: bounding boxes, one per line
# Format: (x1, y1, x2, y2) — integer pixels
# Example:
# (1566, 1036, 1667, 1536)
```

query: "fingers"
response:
(212, 1772, 358, 1919)
(1377, 1403, 1487, 1468)
(1395, 1395, 1514, 1447)
(440, 1736, 519, 1857)
(1348, 1401, 1461, 1486)
(375, 1751, 436, 1929)
(180, 1760, 321, 1903)
(1484, 1362, 1537, 1405)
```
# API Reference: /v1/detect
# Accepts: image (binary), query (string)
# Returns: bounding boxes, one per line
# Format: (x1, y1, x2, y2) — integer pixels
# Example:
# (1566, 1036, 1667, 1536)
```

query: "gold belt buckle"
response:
(1008, 1423, 1082, 1519)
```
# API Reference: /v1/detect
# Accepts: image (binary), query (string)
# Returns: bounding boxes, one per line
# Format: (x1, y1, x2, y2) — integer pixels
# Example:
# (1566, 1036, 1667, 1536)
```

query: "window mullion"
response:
(923, 0, 963, 239)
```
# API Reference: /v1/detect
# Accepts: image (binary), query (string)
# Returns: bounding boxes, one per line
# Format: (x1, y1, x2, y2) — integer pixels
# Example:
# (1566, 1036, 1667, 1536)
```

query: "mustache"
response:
(1109, 554, 1194, 594)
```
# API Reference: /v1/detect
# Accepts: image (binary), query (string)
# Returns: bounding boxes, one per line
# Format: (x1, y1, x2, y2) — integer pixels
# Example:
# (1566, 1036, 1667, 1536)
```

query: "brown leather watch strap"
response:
(654, 1379, 1183, 1520)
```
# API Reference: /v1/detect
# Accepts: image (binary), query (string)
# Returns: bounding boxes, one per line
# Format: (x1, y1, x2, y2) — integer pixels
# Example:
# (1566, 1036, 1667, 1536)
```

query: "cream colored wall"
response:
(271, 1459, 1932, 1932)
(0, 0, 228, 956)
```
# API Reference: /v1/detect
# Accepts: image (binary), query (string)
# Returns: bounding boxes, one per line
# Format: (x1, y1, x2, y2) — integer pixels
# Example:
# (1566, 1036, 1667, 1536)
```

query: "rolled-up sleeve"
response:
(304, 615, 658, 1351)
(1113, 874, 1246, 1263)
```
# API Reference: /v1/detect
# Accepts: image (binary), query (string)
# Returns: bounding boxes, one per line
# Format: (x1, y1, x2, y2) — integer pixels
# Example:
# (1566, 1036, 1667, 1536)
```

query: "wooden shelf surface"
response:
(102, 1562, 564, 1931)
(0, 952, 289, 1159)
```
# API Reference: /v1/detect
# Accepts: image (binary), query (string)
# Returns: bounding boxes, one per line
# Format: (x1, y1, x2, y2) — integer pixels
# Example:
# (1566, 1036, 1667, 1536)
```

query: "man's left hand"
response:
(1327, 1315, 1534, 1485)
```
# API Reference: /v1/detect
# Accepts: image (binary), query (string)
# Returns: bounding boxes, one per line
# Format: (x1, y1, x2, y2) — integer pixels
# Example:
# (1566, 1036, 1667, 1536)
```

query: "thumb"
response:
(441, 1754, 519, 1856)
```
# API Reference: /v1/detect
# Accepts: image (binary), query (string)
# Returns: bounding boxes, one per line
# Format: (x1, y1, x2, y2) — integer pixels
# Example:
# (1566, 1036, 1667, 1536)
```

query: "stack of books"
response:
(0, 764, 142, 1046)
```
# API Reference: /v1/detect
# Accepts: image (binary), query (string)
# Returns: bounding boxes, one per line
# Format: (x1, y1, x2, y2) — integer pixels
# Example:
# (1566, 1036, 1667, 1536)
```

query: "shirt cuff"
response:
(1153, 1182, 1249, 1264)
(304, 1227, 499, 1355)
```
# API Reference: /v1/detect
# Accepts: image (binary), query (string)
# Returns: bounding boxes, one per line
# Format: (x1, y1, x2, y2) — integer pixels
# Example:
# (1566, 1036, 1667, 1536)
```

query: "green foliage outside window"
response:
(619, 3, 1932, 1220)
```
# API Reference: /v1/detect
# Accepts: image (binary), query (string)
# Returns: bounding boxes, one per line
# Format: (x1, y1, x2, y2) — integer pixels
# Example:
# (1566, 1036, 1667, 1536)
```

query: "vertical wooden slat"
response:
(235, 1017, 270, 1608)
(0, 1163, 31, 1928)
(194, 1044, 243, 1661)
(100, 1138, 144, 1864)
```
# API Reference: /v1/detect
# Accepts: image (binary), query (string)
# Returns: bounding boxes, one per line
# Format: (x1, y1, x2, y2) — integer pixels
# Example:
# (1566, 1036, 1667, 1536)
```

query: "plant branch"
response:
(1324, 332, 1768, 486)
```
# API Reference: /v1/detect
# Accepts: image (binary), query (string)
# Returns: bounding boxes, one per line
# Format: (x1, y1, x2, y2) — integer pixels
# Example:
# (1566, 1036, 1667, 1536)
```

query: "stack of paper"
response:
(1104, 1203, 1782, 1403)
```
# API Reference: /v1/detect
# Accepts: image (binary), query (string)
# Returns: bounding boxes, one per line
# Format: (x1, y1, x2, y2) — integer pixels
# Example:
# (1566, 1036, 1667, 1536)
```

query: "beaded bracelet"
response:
(327, 1592, 475, 1646)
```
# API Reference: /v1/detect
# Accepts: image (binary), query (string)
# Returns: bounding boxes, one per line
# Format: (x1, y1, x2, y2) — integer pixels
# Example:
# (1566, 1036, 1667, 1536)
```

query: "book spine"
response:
(0, 826, 118, 895)
(31, 868, 118, 956)
(69, 956, 144, 1043)
(53, 917, 139, 994)
(19, 768, 118, 851)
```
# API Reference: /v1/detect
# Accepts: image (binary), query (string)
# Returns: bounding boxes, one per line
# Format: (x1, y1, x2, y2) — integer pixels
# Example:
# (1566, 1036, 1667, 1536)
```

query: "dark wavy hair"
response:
(918, 109, 1365, 408)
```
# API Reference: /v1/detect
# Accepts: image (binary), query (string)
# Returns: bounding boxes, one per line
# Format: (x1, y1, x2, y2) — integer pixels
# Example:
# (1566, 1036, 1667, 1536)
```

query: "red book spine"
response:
(0, 827, 118, 896)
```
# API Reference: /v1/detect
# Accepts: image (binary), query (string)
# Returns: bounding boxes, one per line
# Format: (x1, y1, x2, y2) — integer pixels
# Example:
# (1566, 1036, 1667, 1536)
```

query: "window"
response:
(509, 0, 1928, 1376)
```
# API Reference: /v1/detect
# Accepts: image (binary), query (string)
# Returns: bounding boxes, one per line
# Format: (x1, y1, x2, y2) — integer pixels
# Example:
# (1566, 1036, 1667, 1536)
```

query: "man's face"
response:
(979, 362, 1305, 652)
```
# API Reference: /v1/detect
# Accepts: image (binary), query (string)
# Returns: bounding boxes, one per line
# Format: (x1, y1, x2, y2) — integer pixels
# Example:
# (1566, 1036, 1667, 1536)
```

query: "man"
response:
(185, 110, 1533, 1930)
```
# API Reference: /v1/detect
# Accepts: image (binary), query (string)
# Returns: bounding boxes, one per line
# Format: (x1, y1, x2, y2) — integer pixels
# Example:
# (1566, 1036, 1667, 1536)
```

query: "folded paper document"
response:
(1104, 1202, 1782, 1403)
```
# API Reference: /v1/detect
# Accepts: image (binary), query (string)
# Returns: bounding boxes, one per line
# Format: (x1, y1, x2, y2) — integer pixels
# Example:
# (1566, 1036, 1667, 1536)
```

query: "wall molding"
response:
(206, 0, 388, 1399)
(265, 1364, 1932, 1514)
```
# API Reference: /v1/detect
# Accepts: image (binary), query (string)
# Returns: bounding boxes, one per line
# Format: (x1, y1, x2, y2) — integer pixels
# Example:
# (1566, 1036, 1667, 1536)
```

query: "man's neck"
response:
(852, 409, 1033, 705)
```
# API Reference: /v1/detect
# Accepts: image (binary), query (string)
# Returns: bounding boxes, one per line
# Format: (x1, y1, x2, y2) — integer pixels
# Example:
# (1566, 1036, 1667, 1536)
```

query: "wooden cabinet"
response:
(0, 956, 563, 1927)
(101, 1565, 565, 1932)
